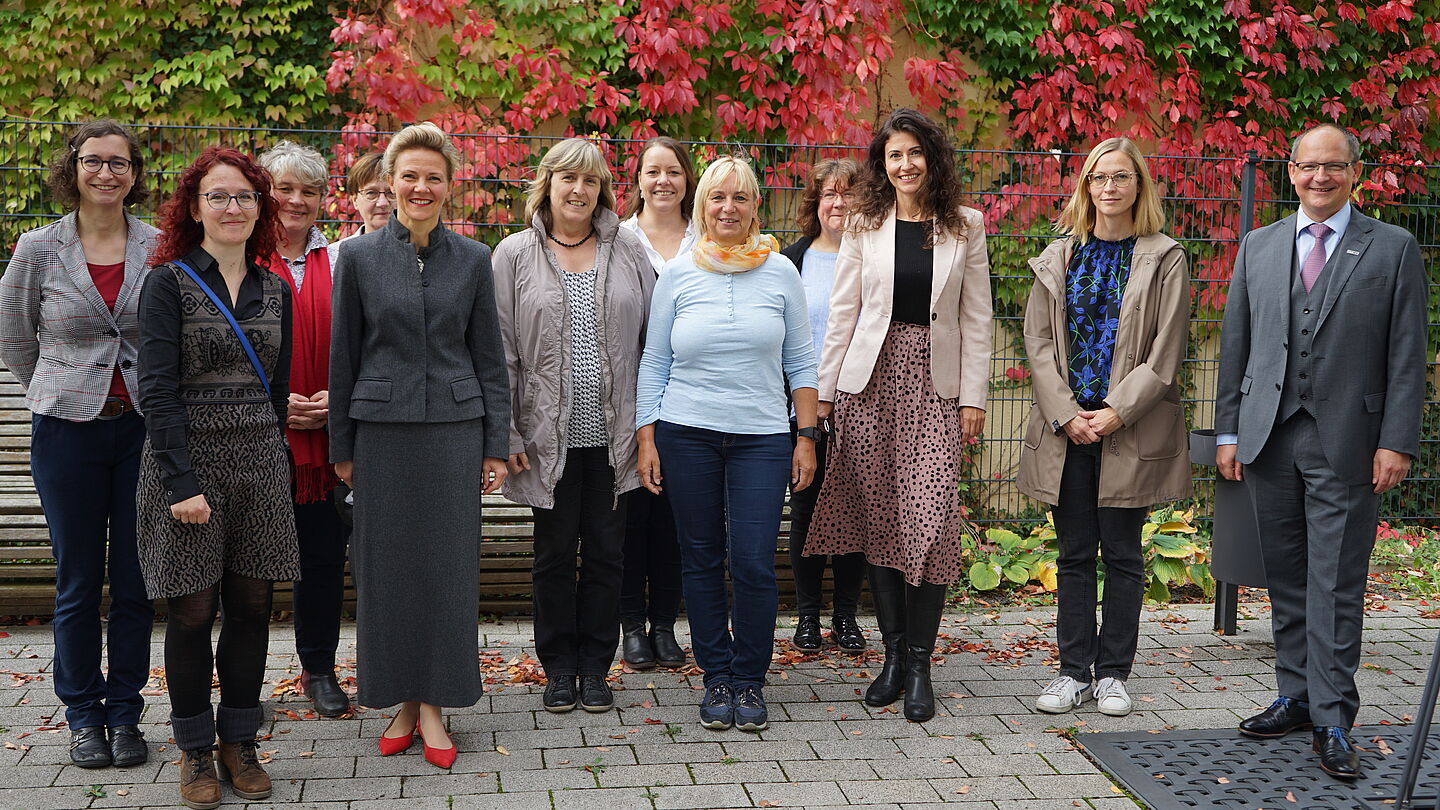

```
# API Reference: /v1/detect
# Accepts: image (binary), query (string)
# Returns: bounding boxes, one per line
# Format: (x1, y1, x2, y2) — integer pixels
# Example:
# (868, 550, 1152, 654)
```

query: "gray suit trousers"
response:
(1245, 411, 1378, 728)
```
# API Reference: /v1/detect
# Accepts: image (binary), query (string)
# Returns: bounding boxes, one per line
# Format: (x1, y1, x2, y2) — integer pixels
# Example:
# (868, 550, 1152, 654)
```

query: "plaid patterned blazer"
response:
(0, 212, 160, 420)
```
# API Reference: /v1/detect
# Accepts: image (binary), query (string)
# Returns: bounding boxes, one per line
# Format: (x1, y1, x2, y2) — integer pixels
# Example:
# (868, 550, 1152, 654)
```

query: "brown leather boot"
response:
(216, 739, 273, 799)
(178, 748, 221, 810)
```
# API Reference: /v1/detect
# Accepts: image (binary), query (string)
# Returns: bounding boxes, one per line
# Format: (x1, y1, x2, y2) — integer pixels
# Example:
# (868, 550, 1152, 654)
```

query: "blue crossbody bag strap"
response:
(171, 259, 272, 398)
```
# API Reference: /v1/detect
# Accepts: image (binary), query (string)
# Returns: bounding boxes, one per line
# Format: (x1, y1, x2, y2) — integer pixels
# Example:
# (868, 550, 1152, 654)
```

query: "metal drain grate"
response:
(1077, 727, 1440, 809)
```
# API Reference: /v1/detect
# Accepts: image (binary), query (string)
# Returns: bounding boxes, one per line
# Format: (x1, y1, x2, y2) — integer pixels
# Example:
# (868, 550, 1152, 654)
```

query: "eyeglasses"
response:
(1086, 171, 1136, 188)
(77, 155, 133, 175)
(1291, 161, 1355, 175)
(357, 189, 396, 202)
(200, 191, 263, 210)
(820, 191, 856, 203)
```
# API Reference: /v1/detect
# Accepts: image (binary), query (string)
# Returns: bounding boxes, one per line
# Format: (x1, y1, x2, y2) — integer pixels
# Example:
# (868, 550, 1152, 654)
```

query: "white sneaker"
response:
(1036, 676, 1091, 714)
(1094, 677, 1133, 716)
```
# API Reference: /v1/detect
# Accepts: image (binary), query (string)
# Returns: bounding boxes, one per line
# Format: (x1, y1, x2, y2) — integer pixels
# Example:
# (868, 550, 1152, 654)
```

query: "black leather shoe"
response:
(579, 674, 614, 713)
(543, 675, 578, 713)
(1313, 726, 1361, 779)
(302, 670, 351, 718)
(69, 726, 112, 768)
(1239, 696, 1312, 738)
(650, 626, 686, 668)
(792, 615, 823, 651)
(623, 623, 656, 670)
(832, 614, 867, 652)
(108, 725, 148, 768)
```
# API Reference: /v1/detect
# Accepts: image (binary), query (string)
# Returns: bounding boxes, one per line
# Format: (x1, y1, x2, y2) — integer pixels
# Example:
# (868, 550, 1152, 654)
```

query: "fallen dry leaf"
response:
(954, 785, 971, 795)
(496, 746, 511, 755)
(1285, 790, 1297, 802)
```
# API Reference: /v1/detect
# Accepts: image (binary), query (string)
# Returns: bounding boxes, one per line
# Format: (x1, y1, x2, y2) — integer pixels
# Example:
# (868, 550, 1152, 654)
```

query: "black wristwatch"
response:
(796, 426, 820, 440)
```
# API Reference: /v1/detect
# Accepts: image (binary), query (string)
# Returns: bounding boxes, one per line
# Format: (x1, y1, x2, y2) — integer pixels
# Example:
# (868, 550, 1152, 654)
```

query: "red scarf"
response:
(269, 246, 336, 504)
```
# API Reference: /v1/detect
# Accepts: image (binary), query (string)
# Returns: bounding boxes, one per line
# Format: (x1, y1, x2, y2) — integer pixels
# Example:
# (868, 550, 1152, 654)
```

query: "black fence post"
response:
(1239, 150, 1258, 237)
(1211, 149, 1263, 636)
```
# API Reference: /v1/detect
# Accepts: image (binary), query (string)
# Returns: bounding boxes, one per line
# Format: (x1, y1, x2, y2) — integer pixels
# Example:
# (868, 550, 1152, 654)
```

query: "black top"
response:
(137, 246, 292, 501)
(892, 219, 933, 325)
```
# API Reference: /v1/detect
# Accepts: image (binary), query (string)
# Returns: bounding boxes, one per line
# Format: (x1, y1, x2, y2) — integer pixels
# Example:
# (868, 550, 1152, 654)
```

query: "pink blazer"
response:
(817, 206, 992, 408)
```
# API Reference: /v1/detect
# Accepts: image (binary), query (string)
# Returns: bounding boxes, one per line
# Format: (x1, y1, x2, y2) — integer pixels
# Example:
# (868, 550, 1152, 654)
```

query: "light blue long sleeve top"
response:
(636, 251, 818, 434)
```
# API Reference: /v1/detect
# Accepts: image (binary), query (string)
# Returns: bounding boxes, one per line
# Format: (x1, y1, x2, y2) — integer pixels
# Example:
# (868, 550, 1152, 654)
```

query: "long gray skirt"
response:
(352, 419, 484, 708)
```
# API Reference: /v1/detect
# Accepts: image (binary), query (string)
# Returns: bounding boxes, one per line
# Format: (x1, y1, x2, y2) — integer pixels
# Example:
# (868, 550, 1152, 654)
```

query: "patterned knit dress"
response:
(136, 265, 299, 599)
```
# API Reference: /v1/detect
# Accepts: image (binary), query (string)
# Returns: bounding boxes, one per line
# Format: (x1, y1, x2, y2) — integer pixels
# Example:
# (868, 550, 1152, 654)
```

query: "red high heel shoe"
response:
(417, 724, 456, 769)
(377, 717, 415, 756)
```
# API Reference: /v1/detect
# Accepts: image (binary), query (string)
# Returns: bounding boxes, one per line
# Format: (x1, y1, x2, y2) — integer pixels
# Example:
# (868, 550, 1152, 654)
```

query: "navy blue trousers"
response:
(655, 421, 789, 689)
(31, 412, 154, 729)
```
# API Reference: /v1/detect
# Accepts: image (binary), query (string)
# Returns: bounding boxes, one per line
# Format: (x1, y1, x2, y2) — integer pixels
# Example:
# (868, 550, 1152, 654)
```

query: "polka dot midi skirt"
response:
(804, 322, 968, 586)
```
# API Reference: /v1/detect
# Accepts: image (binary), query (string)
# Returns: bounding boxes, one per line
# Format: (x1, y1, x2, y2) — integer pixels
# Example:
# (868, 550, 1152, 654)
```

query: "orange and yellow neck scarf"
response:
(693, 233, 779, 274)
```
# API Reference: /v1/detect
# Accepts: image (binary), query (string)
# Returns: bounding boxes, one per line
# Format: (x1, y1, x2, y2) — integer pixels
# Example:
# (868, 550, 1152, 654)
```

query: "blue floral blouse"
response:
(1065, 236, 1136, 406)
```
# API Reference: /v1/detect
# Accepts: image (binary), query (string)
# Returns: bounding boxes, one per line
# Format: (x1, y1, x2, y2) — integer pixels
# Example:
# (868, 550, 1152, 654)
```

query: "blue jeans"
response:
(31, 412, 154, 729)
(654, 421, 790, 689)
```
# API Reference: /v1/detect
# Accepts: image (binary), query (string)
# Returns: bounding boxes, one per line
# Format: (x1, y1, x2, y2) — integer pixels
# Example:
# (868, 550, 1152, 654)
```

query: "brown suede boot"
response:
(216, 740, 273, 799)
(178, 748, 221, 810)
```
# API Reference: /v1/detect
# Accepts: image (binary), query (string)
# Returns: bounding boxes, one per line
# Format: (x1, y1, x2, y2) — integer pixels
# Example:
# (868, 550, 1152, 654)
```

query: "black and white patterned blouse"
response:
(562, 267, 608, 448)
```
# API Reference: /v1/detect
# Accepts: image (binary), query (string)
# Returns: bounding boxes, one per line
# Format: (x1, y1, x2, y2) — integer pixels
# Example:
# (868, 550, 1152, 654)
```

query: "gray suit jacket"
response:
(1215, 206, 1427, 484)
(328, 216, 511, 464)
(0, 212, 160, 420)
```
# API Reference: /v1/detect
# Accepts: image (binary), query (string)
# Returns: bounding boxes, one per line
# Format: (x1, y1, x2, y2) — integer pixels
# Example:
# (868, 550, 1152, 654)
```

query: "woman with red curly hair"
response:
(137, 147, 299, 809)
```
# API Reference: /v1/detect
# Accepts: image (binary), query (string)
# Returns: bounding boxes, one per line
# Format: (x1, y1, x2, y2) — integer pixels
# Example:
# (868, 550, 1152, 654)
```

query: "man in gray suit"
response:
(1215, 123, 1427, 779)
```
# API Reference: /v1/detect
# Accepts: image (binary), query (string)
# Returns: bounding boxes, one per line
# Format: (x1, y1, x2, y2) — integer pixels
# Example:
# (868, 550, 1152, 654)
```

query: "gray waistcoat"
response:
(1278, 242, 1341, 422)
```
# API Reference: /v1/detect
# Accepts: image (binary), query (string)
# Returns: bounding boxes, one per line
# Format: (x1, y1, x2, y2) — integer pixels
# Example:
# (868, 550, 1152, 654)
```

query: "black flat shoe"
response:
(579, 674, 614, 713)
(302, 670, 351, 718)
(832, 614, 867, 652)
(69, 726, 112, 768)
(650, 626, 686, 668)
(108, 724, 148, 768)
(543, 675, 578, 713)
(792, 615, 823, 651)
(1239, 696, 1312, 738)
(1313, 726, 1361, 779)
(623, 623, 656, 670)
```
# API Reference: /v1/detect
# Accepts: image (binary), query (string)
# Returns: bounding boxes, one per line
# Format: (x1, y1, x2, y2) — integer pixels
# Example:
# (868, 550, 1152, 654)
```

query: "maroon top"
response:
(88, 261, 129, 402)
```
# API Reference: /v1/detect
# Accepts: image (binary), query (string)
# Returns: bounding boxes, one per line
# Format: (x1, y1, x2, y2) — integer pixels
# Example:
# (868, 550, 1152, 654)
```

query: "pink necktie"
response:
(1301, 222, 1332, 293)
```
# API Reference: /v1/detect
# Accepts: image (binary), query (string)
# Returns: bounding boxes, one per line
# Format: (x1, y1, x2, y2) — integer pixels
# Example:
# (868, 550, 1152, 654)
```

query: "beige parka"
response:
(492, 208, 655, 509)
(1017, 232, 1193, 508)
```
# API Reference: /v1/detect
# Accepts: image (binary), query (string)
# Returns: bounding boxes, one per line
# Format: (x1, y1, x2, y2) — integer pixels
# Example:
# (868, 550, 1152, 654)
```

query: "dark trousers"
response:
(531, 447, 627, 676)
(787, 427, 865, 616)
(31, 412, 153, 729)
(1246, 411, 1378, 728)
(1053, 441, 1146, 682)
(620, 488, 683, 626)
(292, 493, 350, 674)
(655, 421, 790, 689)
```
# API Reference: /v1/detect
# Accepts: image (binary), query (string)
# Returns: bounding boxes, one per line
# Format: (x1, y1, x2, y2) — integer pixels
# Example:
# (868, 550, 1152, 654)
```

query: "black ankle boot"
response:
(650, 626, 686, 668)
(864, 565, 907, 707)
(622, 622, 656, 670)
(901, 582, 946, 722)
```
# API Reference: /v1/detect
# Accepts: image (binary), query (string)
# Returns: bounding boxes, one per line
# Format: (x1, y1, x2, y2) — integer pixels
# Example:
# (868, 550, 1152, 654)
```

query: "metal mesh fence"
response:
(3, 119, 1437, 526)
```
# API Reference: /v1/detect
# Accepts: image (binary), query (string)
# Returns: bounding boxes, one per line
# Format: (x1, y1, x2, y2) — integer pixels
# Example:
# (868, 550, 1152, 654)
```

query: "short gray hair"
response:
(258, 140, 329, 188)
(384, 122, 462, 181)
(1290, 124, 1361, 163)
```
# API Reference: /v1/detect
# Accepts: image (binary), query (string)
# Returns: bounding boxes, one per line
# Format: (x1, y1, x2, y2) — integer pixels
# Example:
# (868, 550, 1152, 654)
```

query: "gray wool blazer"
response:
(328, 215, 511, 464)
(0, 212, 160, 420)
(1215, 206, 1427, 485)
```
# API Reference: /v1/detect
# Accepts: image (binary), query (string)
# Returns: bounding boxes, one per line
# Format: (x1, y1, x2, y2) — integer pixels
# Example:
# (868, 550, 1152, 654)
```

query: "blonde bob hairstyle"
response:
(383, 122, 462, 181)
(524, 138, 616, 229)
(1057, 137, 1165, 245)
(692, 156, 762, 242)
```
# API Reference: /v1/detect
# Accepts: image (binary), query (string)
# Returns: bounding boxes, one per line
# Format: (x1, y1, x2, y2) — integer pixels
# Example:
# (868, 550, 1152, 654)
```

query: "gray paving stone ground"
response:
(1, 600, 1437, 809)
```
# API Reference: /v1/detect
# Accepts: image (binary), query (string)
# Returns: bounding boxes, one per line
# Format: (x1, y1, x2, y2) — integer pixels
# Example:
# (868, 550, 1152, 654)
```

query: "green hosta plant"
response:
(959, 506, 1214, 604)
(965, 526, 1058, 593)
(1140, 506, 1214, 602)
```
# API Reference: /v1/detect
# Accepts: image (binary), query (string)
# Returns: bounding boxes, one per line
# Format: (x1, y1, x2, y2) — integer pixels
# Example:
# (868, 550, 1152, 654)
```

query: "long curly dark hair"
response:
(849, 109, 970, 245)
(151, 147, 279, 267)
